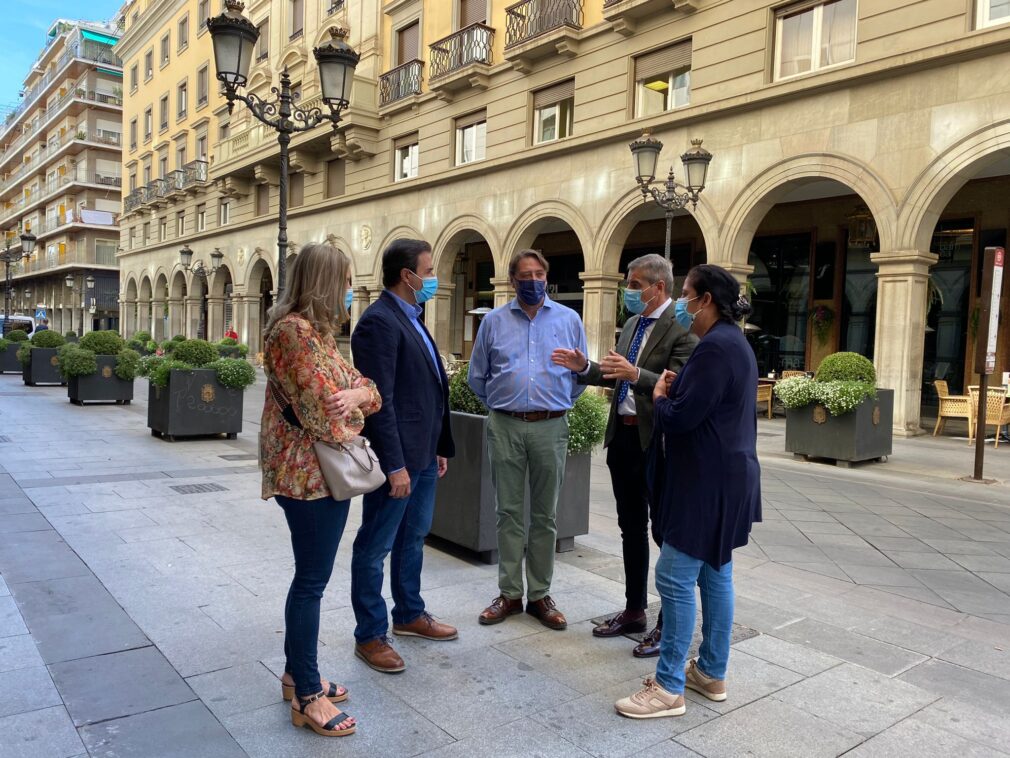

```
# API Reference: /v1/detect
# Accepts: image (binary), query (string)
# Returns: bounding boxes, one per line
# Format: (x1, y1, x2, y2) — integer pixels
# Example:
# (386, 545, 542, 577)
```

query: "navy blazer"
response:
(351, 291, 455, 475)
(653, 320, 762, 568)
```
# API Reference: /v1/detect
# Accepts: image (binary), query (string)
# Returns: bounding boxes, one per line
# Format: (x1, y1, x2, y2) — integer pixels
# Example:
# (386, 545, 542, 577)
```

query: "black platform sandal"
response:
(290, 691, 356, 737)
(281, 678, 348, 703)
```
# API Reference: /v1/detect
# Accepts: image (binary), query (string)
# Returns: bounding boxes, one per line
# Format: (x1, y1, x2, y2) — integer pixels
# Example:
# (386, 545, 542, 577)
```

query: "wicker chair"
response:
(756, 383, 773, 419)
(781, 370, 806, 379)
(933, 379, 970, 437)
(967, 386, 1010, 448)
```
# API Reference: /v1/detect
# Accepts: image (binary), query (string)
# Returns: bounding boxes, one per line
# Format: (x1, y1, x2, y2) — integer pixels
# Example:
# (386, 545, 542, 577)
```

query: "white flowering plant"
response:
(774, 354, 877, 417)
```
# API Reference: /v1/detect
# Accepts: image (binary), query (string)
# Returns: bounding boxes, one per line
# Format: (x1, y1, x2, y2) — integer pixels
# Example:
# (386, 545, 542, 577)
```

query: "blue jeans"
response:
(276, 494, 350, 698)
(351, 459, 438, 643)
(654, 542, 734, 694)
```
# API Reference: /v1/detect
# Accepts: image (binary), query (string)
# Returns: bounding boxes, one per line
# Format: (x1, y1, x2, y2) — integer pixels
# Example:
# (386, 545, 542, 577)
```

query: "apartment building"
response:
(0, 17, 125, 335)
(118, 0, 1010, 434)
(115, 0, 228, 341)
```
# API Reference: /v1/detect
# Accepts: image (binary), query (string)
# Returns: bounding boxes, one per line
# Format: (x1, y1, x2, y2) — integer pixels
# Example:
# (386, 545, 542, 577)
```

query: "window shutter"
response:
(394, 132, 419, 150)
(532, 79, 575, 109)
(776, 0, 823, 18)
(326, 159, 345, 198)
(397, 22, 419, 64)
(635, 39, 692, 81)
(460, 0, 486, 27)
(456, 109, 486, 129)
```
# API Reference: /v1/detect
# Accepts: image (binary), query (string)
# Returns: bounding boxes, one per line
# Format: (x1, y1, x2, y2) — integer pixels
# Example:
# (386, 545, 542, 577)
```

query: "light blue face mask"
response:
(344, 289, 354, 312)
(408, 271, 439, 304)
(675, 296, 699, 329)
(623, 283, 657, 316)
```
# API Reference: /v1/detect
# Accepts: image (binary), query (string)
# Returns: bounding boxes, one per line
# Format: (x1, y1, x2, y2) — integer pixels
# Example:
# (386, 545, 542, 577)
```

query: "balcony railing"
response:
(430, 24, 495, 79)
(124, 189, 141, 213)
(151, 177, 169, 200)
(326, 0, 345, 15)
(379, 60, 424, 107)
(167, 168, 186, 192)
(505, 0, 584, 48)
(34, 207, 119, 238)
(183, 159, 208, 187)
(139, 183, 156, 204)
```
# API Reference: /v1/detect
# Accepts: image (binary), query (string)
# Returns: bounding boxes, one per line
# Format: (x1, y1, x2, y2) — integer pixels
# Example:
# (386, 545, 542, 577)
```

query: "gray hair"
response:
(627, 254, 674, 294)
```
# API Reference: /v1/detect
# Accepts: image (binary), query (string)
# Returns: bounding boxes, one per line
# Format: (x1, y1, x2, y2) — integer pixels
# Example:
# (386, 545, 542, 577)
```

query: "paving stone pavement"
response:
(1, 372, 1010, 757)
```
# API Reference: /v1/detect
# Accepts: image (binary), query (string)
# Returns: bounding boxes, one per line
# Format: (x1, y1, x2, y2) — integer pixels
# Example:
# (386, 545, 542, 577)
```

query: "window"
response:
(634, 40, 691, 117)
(255, 183, 270, 215)
(144, 50, 153, 79)
(196, 203, 206, 231)
(160, 33, 170, 67)
(159, 95, 169, 131)
(178, 15, 189, 51)
(774, 0, 856, 81)
(128, 171, 136, 191)
(143, 158, 152, 184)
(219, 200, 230, 225)
(130, 64, 138, 92)
(979, 0, 1010, 27)
(396, 21, 420, 65)
(394, 135, 419, 181)
(197, 65, 209, 107)
(177, 81, 188, 119)
(176, 143, 187, 168)
(460, 0, 486, 26)
(289, 172, 304, 206)
(129, 226, 136, 249)
(325, 159, 345, 198)
(142, 222, 150, 244)
(532, 80, 574, 145)
(256, 20, 269, 61)
(198, 0, 210, 30)
(159, 155, 168, 177)
(290, 0, 304, 39)
(455, 113, 486, 166)
(144, 107, 153, 142)
(218, 118, 230, 140)
(196, 134, 207, 160)
(159, 217, 167, 241)
(176, 210, 185, 236)
(129, 118, 138, 150)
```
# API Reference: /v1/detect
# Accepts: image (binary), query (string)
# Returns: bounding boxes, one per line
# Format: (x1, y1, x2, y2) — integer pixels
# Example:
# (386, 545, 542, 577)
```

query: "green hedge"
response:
(31, 330, 65, 348)
(139, 342, 257, 390)
(57, 345, 97, 378)
(815, 352, 876, 384)
(172, 339, 218, 367)
(79, 330, 124, 356)
(6, 329, 28, 342)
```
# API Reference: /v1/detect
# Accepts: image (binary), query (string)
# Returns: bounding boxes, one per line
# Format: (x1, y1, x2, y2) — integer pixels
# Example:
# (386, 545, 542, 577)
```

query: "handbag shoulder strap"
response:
(267, 375, 305, 431)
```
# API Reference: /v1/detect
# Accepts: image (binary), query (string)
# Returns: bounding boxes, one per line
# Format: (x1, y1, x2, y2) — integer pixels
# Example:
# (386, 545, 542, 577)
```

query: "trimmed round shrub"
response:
(149, 358, 192, 388)
(57, 345, 97, 378)
(64, 331, 77, 340)
(31, 330, 65, 348)
(132, 330, 151, 343)
(6, 329, 28, 342)
(448, 369, 486, 416)
(159, 339, 176, 354)
(126, 338, 146, 353)
(79, 330, 124, 356)
(115, 348, 141, 381)
(815, 352, 876, 384)
(172, 339, 218, 367)
(144, 339, 158, 352)
(219, 336, 238, 346)
(204, 358, 257, 389)
(568, 391, 608, 455)
(172, 334, 186, 342)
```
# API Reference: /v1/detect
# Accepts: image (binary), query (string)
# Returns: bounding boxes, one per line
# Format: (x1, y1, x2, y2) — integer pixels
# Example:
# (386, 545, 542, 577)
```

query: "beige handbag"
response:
(269, 379, 385, 500)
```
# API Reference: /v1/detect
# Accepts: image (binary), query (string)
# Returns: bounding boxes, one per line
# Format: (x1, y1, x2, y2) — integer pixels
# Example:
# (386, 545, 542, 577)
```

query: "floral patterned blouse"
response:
(260, 314, 382, 501)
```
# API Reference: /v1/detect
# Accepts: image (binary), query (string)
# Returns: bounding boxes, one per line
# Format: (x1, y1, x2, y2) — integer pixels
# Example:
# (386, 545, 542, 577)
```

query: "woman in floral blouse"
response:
(261, 242, 381, 738)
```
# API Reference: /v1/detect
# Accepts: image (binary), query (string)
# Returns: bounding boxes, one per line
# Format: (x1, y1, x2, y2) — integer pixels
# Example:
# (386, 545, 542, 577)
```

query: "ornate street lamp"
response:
(207, 0, 359, 295)
(64, 274, 96, 335)
(846, 205, 877, 248)
(629, 132, 713, 261)
(180, 245, 220, 279)
(2, 235, 23, 326)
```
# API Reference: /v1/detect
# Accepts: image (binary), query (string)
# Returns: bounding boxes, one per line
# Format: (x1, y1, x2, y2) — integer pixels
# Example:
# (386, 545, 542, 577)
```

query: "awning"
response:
(81, 30, 119, 46)
(96, 68, 123, 77)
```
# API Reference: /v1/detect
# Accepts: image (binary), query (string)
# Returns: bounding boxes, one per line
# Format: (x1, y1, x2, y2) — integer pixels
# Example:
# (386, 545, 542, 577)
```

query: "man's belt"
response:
(498, 410, 567, 422)
(619, 415, 640, 426)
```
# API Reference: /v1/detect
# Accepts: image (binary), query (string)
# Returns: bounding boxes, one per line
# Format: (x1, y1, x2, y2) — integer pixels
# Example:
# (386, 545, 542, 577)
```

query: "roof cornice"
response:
(114, 0, 180, 61)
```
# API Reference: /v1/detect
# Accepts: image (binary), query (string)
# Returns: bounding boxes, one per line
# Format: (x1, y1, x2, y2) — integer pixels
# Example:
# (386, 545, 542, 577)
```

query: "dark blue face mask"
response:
(515, 279, 547, 306)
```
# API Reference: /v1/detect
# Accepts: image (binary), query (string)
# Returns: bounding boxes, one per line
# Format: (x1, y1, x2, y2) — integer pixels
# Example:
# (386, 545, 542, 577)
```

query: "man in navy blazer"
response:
(350, 239, 457, 673)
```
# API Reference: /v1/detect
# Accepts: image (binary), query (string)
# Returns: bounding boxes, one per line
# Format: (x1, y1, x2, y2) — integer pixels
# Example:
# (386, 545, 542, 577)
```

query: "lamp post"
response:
(207, 0, 359, 296)
(2, 230, 36, 330)
(180, 246, 222, 339)
(65, 273, 95, 335)
(629, 132, 713, 262)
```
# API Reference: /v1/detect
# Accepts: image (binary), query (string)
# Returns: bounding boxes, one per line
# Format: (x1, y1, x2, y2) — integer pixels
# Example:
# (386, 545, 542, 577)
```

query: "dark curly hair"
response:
(686, 264, 753, 323)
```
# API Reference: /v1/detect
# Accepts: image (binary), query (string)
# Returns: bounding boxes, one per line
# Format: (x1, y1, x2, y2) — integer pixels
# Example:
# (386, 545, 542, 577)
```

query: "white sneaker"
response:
(615, 677, 686, 719)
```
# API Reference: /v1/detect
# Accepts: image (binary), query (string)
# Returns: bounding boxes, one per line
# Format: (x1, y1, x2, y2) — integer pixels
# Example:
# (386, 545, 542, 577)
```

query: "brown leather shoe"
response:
(593, 610, 647, 638)
(478, 595, 523, 625)
(354, 637, 405, 673)
(393, 611, 458, 641)
(633, 623, 662, 658)
(525, 596, 567, 630)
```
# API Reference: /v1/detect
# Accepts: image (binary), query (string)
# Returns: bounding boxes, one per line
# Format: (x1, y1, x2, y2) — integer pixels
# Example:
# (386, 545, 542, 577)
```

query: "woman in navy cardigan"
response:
(616, 264, 762, 719)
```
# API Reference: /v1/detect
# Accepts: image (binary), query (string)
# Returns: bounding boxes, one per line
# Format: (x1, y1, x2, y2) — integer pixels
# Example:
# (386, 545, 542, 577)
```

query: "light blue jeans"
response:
(654, 542, 734, 694)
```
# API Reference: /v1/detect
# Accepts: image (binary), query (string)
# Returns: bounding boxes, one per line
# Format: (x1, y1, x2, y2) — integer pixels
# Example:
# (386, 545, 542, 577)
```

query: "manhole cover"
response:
(169, 482, 228, 494)
(591, 607, 759, 654)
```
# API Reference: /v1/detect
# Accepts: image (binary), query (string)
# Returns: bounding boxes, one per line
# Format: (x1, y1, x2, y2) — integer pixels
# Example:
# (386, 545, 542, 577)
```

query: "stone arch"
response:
(247, 255, 273, 294)
(170, 269, 187, 299)
(500, 199, 593, 273)
(123, 276, 138, 301)
(247, 70, 269, 91)
(899, 118, 1010, 252)
(720, 153, 898, 267)
(210, 263, 233, 299)
(279, 48, 308, 73)
(431, 214, 501, 283)
(138, 275, 153, 302)
(592, 187, 720, 274)
(371, 225, 424, 282)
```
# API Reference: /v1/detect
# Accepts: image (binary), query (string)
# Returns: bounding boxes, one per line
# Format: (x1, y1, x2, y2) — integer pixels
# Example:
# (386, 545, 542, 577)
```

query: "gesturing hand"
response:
(653, 370, 677, 404)
(437, 456, 448, 478)
(551, 347, 588, 372)
(600, 351, 638, 382)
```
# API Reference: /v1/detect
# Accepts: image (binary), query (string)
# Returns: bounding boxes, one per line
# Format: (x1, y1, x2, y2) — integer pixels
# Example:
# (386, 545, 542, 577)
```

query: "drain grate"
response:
(591, 608, 759, 652)
(0, 435, 11, 443)
(170, 482, 228, 495)
(218, 454, 258, 461)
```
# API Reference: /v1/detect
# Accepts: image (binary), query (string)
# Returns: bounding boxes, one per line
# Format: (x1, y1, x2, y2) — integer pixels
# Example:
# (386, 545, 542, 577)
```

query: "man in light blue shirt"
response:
(468, 249, 587, 631)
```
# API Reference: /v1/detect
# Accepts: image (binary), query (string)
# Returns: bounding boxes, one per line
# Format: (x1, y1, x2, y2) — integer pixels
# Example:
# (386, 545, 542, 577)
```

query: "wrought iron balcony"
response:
(505, 0, 583, 48)
(182, 159, 209, 188)
(167, 169, 186, 194)
(430, 24, 494, 80)
(123, 189, 141, 213)
(379, 60, 424, 107)
(139, 183, 156, 204)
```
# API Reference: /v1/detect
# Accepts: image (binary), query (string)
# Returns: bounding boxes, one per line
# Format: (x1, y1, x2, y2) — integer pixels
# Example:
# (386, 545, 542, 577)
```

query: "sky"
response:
(1, 0, 125, 113)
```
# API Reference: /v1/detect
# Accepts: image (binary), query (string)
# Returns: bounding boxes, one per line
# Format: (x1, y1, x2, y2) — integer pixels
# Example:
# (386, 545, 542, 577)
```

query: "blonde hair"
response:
(264, 242, 350, 339)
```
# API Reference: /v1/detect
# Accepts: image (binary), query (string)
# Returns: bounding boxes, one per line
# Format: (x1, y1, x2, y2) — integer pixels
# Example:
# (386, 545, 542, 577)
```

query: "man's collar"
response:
(509, 293, 554, 311)
(388, 289, 422, 318)
(644, 297, 672, 319)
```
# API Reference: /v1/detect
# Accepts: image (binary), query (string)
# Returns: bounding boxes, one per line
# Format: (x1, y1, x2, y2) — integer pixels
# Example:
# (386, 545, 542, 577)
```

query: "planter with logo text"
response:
(68, 356, 134, 405)
(430, 411, 591, 564)
(0, 343, 21, 373)
(785, 389, 893, 466)
(22, 349, 66, 386)
(147, 368, 243, 441)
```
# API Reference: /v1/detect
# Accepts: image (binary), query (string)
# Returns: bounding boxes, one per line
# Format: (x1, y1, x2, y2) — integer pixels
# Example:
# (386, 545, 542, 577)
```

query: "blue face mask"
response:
(407, 271, 439, 304)
(344, 289, 354, 312)
(515, 279, 547, 306)
(675, 296, 699, 329)
(623, 284, 656, 316)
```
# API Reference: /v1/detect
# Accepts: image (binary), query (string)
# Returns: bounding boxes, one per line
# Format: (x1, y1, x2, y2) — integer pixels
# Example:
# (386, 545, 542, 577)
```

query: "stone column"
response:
(167, 298, 184, 338)
(137, 298, 151, 334)
(151, 298, 166, 341)
(232, 294, 258, 353)
(871, 249, 937, 436)
(426, 282, 455, 356)
(120, 299, 136, 336)
(184, 296, 202, 338)
(350, 285, 371, 327)
(491, 277, 512, 308)
(579, 272, 624, 361)
(206, 296, 225, 342)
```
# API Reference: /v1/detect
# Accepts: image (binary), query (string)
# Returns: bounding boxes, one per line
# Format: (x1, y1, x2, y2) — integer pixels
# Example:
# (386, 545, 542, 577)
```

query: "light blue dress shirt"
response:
(388, 290, 440, 376)
(468, 295, 588, 412)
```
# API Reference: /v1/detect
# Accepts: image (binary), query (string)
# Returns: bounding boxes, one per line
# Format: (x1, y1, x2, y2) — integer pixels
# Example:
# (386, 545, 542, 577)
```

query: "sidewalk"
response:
(1, 373, 1009, 757)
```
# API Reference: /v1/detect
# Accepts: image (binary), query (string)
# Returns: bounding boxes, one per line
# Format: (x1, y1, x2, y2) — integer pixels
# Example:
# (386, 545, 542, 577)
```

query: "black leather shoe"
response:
(632, 624, 662, 658)
(592, 610, 647, 638)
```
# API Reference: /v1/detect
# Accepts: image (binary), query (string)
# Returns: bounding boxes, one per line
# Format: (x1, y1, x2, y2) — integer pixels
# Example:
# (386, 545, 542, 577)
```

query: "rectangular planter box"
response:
(147, 368, 243, 441)
(0, 343, 22, 373)
(68, 356, 134, 405)
(785, 389, 894, 465)
(430, 411, 591, 563)
(22, 348, 66, 386)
